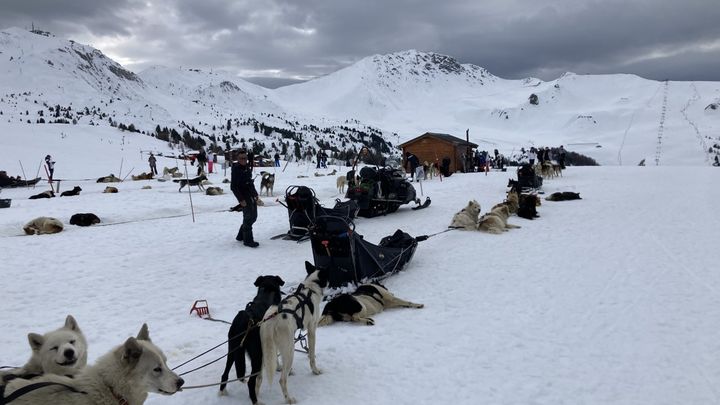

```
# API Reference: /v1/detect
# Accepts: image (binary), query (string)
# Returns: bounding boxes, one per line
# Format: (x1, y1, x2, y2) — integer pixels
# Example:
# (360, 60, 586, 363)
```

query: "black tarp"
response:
(284, 185, 358, 239)
(310, 216, 418, 288)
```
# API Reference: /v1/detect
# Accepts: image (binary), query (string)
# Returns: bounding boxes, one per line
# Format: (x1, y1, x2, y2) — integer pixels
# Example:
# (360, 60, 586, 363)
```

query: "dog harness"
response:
(0, 381, 86, 404)
(278, 283, 315, 329)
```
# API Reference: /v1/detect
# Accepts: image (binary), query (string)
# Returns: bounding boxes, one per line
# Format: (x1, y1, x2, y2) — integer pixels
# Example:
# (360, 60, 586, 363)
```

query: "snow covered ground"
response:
(1, 125, 719, 405)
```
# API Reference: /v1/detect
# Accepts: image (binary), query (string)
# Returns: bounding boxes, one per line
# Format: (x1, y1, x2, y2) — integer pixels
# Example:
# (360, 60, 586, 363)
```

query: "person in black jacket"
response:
(406, 152, 419, 180)
(231, 150, 259, 247)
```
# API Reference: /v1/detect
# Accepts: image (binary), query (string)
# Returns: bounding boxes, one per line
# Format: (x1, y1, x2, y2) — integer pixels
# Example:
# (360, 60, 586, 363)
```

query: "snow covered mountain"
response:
(275, 52, 720, 166)
(1, 27, 718, 165)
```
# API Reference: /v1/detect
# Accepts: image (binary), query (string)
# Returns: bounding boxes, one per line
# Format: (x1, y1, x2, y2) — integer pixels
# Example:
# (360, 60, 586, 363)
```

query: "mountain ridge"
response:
(1, 27, 718, 166)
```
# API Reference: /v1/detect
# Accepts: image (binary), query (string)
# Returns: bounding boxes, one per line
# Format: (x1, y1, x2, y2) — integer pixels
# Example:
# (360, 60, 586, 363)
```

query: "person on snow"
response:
(406, 152, 420, 181)
(231, 150, 260, 248)
(45, 154, 55, 182)
(148, 153, 158, 175)
(558, 145, 567, 169)
(528, 147, 537, 166)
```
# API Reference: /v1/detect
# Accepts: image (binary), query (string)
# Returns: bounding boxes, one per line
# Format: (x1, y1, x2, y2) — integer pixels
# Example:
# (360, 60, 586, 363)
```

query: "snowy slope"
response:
(1, 27, 719, 170)
(0, 128, 719, 405)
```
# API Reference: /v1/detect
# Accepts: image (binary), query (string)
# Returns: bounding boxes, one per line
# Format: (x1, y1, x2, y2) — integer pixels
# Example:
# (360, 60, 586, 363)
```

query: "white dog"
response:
(449, 200, 481, 230)
(260, 262, 329, 404)
(336, 175, 347, 193)
(0, 315, 87, 382)
(319, 283, 424, 326)
(23, 217, 64, 235)
(5, 324, 184, 405)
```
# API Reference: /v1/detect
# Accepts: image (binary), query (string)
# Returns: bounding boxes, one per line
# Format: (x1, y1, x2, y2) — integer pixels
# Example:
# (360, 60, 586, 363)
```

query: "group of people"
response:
(522, 146, 566, 168)
(315, 150, 329, 169)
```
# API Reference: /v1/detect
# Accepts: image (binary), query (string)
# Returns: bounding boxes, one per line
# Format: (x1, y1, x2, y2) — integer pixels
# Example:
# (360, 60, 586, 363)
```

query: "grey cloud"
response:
(0, 0, 718, 84)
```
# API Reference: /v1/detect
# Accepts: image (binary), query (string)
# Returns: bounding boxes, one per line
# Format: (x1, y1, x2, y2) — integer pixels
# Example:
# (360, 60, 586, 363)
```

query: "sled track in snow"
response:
(680, 83, 711, 165)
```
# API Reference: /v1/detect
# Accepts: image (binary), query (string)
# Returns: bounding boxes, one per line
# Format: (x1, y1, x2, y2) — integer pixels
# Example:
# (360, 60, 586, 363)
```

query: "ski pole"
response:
(18, 160, 28, 188)
(181, 147, 196, 223)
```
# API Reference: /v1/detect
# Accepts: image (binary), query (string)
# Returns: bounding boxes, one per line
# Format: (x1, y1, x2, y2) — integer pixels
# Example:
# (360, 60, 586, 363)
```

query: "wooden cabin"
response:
(399, 132, 478, 174)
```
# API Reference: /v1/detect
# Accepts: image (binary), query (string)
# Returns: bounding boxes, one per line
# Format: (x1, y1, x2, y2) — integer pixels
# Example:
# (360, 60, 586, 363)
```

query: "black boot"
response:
(243, 229, 259, 248)
(236, 225, 245, 242)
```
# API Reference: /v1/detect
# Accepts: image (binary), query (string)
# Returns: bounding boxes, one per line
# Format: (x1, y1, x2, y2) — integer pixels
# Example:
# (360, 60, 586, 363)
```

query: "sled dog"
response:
(336, 175, 347, 193)
(131, 172, 153, 181)
(260, 172, 275, 196)
(492, 192, 519, 214)
(260, 262, 329, 404)
(219, 275, 285, 404)
(96, 174, 121, 183)
(477, 205, 521, 234)
(319, 283, 424, 326)
(205, 186, 224, 196)
(103, 186, 118, 193)
(174, 174, 207, 192)
(449, 200, 481, 230)
(59, 186, 82, 197)
(4, 324, 183, 405)
(23, 217, 64, 235)
(517, 195, 539, 220)
(28, 190, 55, 199)
(69, 213, 101, 227)
(545, 191, 581, 201)
(0, 315, 87, 383)
(162, 167, 179, 176)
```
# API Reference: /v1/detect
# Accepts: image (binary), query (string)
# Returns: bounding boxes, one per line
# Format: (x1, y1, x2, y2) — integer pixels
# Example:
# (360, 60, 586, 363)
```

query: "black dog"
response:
(545, 191, 582, 201)
(69, 213, 101, 226)
(60, 186, 82, 197)
(219, 275, 285, 404)
(174, 174, 207, 192)
(517, 195, 539, 219)
(28, 190, 55, 199)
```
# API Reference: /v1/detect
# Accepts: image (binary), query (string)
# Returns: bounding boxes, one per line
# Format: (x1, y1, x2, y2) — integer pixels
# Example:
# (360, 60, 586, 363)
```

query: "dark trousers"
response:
(237, 199, 258, 241)
(242, 200, 258, 230)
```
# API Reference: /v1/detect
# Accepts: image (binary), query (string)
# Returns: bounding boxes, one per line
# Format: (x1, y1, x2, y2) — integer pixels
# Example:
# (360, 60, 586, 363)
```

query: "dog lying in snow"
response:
(23, 217, 63, 235)
(477, 205, 521, 234)
(545, 191, 581, 201)
(319, 283, 423, 326)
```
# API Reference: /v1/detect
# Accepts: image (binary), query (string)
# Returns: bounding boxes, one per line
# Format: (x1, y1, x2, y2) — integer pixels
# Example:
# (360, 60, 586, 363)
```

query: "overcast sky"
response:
(2, 0, 719, 87)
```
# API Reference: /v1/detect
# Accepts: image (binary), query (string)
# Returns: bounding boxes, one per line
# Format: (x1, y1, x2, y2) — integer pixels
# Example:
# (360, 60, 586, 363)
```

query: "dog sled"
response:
(273, 185, 359, 241)
(0, 176, 41, 188)
(516, 164, 543, 192)
(344, 166, 430, 218)
(309, 215, 419, 288)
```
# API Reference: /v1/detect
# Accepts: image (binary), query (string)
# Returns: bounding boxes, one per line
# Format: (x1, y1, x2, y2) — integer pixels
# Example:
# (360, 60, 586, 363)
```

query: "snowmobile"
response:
(344, 166, 430, 218)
